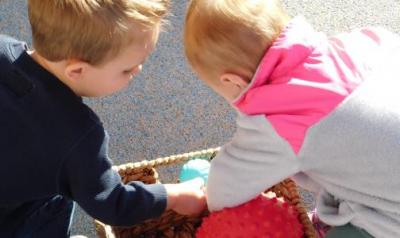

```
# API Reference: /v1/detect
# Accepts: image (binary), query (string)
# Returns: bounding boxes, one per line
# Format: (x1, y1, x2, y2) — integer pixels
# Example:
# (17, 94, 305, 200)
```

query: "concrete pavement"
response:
(1, 0, 399, 237)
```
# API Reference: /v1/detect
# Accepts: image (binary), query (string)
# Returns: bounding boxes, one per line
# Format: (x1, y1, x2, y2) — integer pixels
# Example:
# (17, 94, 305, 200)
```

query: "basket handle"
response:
(281, 179, 317, 238)
(113, 147, 220, 173)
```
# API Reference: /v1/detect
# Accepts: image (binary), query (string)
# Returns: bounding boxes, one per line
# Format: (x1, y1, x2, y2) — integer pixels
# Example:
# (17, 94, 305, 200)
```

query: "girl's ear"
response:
(64, 59, 89, 81)
(219, 73, 249, 90)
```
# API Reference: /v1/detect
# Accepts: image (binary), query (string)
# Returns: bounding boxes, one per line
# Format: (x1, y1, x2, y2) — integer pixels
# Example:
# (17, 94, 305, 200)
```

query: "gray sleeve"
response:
(206, 114, 300, 211)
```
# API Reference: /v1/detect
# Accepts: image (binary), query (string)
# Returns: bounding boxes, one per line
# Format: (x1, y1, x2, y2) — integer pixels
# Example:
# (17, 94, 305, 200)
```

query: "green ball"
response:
(179, 159, 210, 184)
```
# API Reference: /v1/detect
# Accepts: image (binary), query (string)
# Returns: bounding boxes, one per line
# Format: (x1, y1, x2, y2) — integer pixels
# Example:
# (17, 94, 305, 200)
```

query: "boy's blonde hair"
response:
(28, 0, 170, 65)
(184, 0, 289, 80)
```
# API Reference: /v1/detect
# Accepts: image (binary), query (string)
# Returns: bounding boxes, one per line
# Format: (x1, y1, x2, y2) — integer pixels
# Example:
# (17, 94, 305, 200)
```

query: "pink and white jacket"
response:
(206, 17, 400, 237)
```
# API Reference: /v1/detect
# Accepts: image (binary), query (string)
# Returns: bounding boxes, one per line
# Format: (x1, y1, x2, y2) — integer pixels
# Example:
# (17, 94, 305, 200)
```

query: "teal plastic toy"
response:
(179, 159, 210, 184)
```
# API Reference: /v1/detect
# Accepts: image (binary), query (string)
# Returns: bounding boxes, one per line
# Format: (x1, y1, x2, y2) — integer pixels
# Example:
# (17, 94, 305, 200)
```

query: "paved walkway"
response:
(1, 0, 399, 237)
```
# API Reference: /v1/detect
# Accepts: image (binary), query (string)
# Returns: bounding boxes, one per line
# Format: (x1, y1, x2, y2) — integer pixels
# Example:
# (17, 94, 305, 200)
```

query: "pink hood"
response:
(233, 17, 391, 153)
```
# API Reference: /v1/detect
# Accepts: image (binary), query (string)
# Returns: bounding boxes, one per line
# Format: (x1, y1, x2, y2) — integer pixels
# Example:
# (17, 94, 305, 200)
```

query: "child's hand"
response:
(165, 178, 207, 216)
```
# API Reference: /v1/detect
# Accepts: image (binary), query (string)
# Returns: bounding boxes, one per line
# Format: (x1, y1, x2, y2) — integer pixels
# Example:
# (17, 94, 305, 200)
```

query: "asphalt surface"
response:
(1, 0, 399, 237)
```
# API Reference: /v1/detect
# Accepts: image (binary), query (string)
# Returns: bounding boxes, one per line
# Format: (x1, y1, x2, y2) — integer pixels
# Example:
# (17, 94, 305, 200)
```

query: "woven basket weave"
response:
(94, 148, 317, 238)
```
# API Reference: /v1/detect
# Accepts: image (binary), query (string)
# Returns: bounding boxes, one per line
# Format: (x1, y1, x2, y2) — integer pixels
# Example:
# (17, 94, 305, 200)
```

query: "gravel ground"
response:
(1, 0, 399, 237)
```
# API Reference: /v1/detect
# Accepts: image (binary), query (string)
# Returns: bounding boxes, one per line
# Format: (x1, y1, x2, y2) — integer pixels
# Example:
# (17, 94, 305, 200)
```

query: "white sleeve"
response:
(206, 114, 300, 211)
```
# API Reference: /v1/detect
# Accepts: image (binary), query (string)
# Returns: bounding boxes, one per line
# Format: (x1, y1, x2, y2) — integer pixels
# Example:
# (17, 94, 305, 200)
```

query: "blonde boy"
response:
(185, 0, 400, 237)
(0, 1, 205, 237)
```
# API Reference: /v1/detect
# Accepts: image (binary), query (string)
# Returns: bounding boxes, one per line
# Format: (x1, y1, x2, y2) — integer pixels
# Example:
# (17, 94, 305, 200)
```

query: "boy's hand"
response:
(165, 178, 207, 216)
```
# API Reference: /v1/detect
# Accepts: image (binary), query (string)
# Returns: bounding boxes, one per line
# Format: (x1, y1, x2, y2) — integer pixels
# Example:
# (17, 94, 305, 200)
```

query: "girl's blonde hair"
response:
(28, 0, 170, 65)
(184, 0, 289, 80)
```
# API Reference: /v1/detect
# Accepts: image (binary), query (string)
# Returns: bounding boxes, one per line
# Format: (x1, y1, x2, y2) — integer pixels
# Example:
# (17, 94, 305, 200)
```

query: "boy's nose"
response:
(131, 65, 142, 77)
(136, 65, 143, 73)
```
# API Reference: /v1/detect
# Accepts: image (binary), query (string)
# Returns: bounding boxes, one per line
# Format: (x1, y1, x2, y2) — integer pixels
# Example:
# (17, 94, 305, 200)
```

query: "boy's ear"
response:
(64, 60, 89, 81)
(219, 73, 249, 90)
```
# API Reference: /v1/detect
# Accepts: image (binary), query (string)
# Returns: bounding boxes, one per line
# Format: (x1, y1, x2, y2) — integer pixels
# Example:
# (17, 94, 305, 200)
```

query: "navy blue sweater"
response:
(0, 35, 167, 229)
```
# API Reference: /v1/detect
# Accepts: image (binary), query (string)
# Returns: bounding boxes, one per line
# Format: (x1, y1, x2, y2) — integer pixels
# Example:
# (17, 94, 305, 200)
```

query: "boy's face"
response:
(72, 25, 160, 97)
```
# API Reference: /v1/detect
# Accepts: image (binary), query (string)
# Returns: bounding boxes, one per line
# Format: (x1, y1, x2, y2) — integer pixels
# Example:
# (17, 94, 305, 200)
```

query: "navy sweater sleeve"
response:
(58, 124, 167, 226)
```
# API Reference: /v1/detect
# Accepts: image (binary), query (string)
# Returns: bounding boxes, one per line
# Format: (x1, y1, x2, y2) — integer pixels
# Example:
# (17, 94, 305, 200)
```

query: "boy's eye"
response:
(123, 65, 139, 75)
(122, 64, 142, 76)
(123, 67, 134, 74)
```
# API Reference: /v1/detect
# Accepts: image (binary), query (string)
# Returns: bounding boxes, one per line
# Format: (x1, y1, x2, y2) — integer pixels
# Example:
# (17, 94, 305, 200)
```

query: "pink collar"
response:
(230, 16, 363, 153)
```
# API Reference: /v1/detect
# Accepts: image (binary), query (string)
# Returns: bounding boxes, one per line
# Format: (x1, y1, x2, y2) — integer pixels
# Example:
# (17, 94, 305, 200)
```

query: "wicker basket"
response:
(94, 148, 317, 238)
